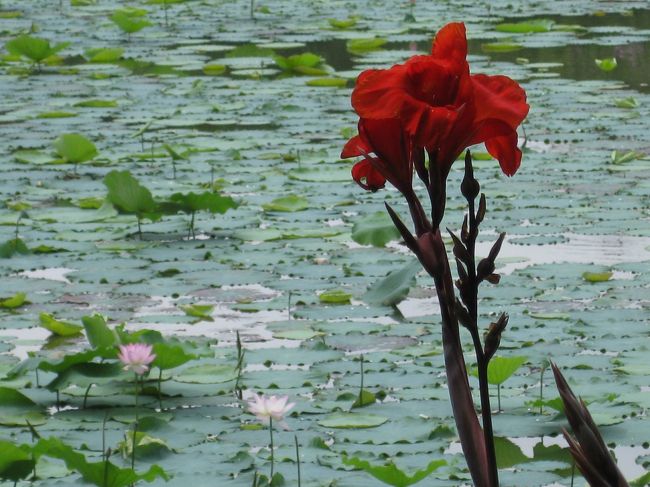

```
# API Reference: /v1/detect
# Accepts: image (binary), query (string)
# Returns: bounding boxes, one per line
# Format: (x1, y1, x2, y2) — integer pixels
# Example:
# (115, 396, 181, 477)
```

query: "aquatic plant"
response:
(248, 394, 295, 481)
(5, 34, 69, 71)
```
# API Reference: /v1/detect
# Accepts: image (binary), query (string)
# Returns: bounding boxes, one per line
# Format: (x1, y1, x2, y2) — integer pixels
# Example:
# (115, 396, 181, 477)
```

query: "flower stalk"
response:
(342, 22, 530, 486)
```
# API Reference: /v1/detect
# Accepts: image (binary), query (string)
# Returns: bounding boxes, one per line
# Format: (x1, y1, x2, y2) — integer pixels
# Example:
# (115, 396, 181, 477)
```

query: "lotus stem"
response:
(269, 416, 274, 478)
(295, 435, 301, 487)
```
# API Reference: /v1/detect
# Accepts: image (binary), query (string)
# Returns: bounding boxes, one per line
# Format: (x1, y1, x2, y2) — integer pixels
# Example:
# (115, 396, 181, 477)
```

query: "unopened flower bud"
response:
(484, 313, 508, 361)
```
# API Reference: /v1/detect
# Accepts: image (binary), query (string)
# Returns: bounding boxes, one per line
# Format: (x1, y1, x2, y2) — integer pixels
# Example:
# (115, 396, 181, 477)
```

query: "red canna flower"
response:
(349, 22, 529, 177)
(342, 117, 421, 194)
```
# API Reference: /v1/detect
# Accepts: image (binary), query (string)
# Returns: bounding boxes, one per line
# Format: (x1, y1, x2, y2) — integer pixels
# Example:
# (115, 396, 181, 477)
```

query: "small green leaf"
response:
(342, 456, 445, 486)
(364, 259, 420, 306)
(151, 342, 196, 371)
(582, 270, 613, 282)
(203, 63, 226, 75)
(630, 471, 650, 487)
(487, 356, 527, 385)
(39, 313, 83, 337)
(306, 77, 348, 87)
(162, 143, 186, 161)
(164, 191, 237, 215)
(595, 57, 617, 72)
(103, 170, 158, 219)
(0, 292, 28, 309)
(85, 47, 124, 62)
(32, 437, 169, 486)
(46, 362, 124, 391)
(74, 99, 118, 108)
(110, 9, 152, 34)
(351, 389, 376, 409)
(179, 304, 214, 321)
(262, 195, 309, 212)
(319, 289, 352, 304)
(53, 133, 98, 164)
(346, 38, 387, 53)
(328, 17, 358, 29)
(481, 42, 523, 53)
(318, 412, 387, 429)
(82, 314, 118, 349)
(351, 211, 400, 247)
(495, 19, 554, 33)
(0, 387, 45, 426)
(5, 35, 69, 63)
(614, 97, 639, 109)
(0, 238, 30, 258)
(273, 52, 324, 74)
(118, 431, 174, 459)
(36, 111, 77, 119)
(494, 437, 529, 468)
(610, 150, 644, 165)
(0, 440, 35, 481)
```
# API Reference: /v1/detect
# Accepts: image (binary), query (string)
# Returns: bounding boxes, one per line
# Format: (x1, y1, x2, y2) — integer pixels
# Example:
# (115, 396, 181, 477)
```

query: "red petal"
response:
(403, 103, 457, 149)
(358, 118, 406, 169)
(341, 135, 370, 158)
(431, 22, 468, 66)
(351, 158, 386, 191)
(406, 57, 464, 106)
(358, 118, 413, 192)
(470, 74, 529, 129)
(352, 64, 410, 119)
(484, 130, 522, 176)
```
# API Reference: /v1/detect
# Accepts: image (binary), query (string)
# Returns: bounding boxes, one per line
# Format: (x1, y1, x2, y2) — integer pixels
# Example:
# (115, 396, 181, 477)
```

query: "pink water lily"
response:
(247, 394, 295, 425)
(117, 343, 156, 375)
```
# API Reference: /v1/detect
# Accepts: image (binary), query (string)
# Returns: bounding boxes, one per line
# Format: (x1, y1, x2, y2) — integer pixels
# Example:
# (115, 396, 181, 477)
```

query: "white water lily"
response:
(247, 394, 295, 425)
